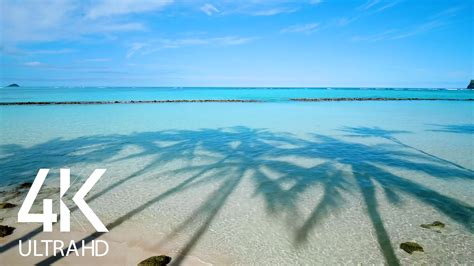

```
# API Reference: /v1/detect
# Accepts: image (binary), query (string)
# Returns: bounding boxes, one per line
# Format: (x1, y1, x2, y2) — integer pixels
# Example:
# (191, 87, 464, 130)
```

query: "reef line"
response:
(0, 98, 473, 105)
(290, 98, 474, 102)
(0, 99, 262, 105)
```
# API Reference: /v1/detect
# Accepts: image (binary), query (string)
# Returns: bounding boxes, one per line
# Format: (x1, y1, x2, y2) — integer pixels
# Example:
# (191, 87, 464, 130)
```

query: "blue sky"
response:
(0, 0, 472, 88)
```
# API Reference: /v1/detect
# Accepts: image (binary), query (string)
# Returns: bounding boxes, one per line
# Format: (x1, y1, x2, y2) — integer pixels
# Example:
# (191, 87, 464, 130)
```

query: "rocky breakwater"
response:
(290, 97, 474, 102)
(0, 99, 262, 106)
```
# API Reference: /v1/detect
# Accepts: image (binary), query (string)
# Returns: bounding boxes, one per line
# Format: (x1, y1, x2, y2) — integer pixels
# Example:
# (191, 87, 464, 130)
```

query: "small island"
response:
(468, 80, 474, 89)
(6, 83, 20, 87)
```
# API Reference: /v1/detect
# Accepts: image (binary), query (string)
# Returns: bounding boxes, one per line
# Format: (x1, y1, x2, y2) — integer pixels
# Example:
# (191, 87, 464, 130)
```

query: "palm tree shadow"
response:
(0, 126, 472, 266)
(341, 126, 473, 173)
(427, 124, 474, 135)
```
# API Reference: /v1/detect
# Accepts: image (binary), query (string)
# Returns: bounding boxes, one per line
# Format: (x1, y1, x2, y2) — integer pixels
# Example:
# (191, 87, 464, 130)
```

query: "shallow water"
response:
(0, 101, 473, 265)
(1, 87, 473, 102)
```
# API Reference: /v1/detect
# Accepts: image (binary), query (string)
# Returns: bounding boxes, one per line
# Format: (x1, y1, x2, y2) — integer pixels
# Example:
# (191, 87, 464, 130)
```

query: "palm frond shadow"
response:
(427, 124, 474, 135)
(0, 126, 472, 265)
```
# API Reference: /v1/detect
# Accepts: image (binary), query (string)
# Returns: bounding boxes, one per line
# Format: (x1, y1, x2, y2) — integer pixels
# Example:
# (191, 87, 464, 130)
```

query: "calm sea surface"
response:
(0, 87, 473, 264)
(1, 87, 473, 102)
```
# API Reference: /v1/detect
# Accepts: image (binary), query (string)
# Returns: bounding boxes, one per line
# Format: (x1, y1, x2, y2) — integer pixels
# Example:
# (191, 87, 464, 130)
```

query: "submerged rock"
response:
(138, 255, 172, 266)
(19, 182, 32, 189)
(0, 203, 16, 209)
(0, 225, 15, 237)
(6, 83, 19, 87)
(421, 221, 445, 232)
(400, 242, 424, 254)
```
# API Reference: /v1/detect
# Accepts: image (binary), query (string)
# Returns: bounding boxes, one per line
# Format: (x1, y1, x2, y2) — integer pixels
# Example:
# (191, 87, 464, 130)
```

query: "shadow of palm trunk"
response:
(170, 168, 246, 265)
(294, 168, 348, 245)
(354, 170, 400, 266)
(35, 159, 228, 265)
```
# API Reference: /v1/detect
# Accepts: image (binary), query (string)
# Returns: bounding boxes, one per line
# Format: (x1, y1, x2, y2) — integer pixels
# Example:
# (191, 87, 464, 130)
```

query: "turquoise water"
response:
(1, 87, 473, 102)
(0, 98, 473, 264)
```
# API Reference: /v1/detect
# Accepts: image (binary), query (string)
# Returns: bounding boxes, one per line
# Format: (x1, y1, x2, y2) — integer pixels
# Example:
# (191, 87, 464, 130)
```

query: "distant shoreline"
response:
(0, 98, 473, 105)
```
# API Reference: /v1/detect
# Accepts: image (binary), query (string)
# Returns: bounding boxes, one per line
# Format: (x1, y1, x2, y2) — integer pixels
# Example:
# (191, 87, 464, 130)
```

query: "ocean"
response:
(0, 87, 473, 265)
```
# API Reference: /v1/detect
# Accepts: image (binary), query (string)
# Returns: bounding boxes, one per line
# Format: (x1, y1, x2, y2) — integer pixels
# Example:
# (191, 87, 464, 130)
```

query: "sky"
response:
(0, 0, 472, 88)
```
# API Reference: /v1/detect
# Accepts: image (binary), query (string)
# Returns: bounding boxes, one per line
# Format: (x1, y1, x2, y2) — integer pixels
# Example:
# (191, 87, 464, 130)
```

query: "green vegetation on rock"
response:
(137, 255, 172, 266)
(0, 203, 16, 209)
(400, 242, 424, 254)
(0, 225, 15, 237)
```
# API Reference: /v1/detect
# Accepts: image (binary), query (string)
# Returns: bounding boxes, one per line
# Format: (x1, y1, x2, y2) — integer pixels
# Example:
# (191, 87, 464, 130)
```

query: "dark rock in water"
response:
(400, 242, 424, 254)
(6, 83, 19, 87)
(421, 221, 445, 231)
(138, 255, 172, 266)
(0, 203, 17, 209)
(0, 225, 15, 237)
(19, 182, 32, 189)
(468, 80, 474, 89)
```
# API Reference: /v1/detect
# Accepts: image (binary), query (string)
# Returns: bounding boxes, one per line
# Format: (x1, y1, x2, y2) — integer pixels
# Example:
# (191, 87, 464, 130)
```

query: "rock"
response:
(19, 182, 32, 189)
(137, 255, 172, 266)
(468, 80, 474, 89)
(421, 221, 445, 231)
(6, 83, 19, 87)
(400, 242, 424, 254)
(0, 203, 17, 209)
(0, 225, 15, 237)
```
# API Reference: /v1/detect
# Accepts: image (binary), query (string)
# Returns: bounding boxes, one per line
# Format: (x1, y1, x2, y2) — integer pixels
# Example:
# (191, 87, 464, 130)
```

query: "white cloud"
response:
(1, 0, 78, 43)
(0, 0, 166, 48)
(281, 23, 320, 34)
(86, 0, 173, 19)
(200, 3, 220, 16)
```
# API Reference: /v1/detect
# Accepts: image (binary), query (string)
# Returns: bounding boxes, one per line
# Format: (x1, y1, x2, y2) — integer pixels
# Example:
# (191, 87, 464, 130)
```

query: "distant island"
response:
(468, 80, 474, 89)
(6, 83, 19, 87)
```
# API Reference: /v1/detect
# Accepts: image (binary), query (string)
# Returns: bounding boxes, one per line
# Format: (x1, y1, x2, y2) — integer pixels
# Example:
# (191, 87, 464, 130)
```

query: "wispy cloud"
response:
(86, 0, 173, 19)
(80, 58, 111, 63)
(127, 42, 149, 58)
(0, 0, 163, 48)
(160, 36, 254, 48)
(0, 47, 76, 56)
(200, 3, 220, 16)
(281, 23, 320, 34)
(338, 0, 401, 26)
(126, 36, 254, 58)
(358, 0, 381, 11)
(352, 6, 462, 42)
(250, 7, 298, 16)
(29, 49, 76, 55)
(20, 61, 125, 74)
(24, 61, 43, 67)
